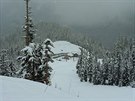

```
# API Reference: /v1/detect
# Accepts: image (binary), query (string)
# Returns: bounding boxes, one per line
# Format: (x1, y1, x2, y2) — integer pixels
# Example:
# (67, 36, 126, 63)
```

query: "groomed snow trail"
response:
(50, 41, 135, 101)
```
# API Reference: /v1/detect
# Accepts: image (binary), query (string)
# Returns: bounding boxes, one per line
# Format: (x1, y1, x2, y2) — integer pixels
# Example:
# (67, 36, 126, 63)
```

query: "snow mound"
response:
(0, 76, 74, 101)
(52, 41, 81, 54)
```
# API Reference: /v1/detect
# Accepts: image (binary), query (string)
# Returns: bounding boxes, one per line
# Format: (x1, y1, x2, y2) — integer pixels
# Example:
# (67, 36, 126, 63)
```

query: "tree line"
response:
(76, 37, 135, 87)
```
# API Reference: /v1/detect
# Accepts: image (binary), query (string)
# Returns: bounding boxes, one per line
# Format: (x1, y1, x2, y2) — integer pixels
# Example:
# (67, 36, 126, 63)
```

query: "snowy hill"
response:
(52, 41, 80, 54)
(0, 41, 135, 101)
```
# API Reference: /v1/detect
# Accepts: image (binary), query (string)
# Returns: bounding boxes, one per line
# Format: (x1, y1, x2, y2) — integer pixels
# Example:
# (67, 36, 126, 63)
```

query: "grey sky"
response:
(30, 0, 135, 26)
(1, 0, 135, 47)
(1, 0, 134, 26)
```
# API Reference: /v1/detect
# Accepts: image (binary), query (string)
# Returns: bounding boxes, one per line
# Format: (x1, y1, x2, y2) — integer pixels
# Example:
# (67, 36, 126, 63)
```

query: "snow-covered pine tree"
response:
(23, 0, 36, 46)
(0, 49, 9, 76)
(17, 39, 54, 85)
(17, 0, 37, 79)
(78, 48, 85, 82)
(113, 37, 126, 86)
(87, 52, 94, 83)
(76, 48, 88, 82)
(0, 49, 16, 76)
(92, 56, 101, 85)
(130, 38, 135, 87)
(17, 43, 36, 79)
(112, 37, 131, 87)
(76, 46, 103, 85)
(102, 53, 108, 85)
(76, 37, 134, 87)
(113, 51, 122, 86)
(132, 39, 135, 69)
(17, 0, 54, 85)
(9, 62, 17, 76)
(107, 58, 114, 85)
(101, 51, 114, 85)
(121, 61, 130, 86)
(39, 39, 54, 85)
(83, 49, 89, 82)
(102, 60, 109, 85)
(76, 49, 82, 76)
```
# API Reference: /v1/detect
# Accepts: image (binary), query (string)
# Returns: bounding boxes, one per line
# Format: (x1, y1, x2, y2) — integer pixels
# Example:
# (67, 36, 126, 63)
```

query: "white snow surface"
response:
(52, 41, 81, 54)
(97, 59, 103, 65)
(0, 41, 135, 101)
(21, 46, 33, 56)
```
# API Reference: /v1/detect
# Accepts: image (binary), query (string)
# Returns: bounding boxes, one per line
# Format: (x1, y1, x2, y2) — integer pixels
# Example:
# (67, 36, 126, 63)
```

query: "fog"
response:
(29, 0, 134, 25)
(0, 0, 135, 47)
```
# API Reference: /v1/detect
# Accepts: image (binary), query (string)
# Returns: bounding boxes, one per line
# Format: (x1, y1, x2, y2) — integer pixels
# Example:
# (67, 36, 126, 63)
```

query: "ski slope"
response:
(51, 58, 134, 101)
(0, 41, 135, 101)
(52, 41, 80, 54)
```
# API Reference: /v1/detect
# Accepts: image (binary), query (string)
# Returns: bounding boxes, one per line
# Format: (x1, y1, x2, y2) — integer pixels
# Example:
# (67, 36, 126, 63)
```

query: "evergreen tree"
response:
(40, 39, 54, 85)
(102, 51, 114, 85)
(87, 52, 94, 83)
(17, 39, 54, 85)
(17, 0, 37, 79)
(0, 49, 9, 76)
(107, 58, 114, 85)
(23, 0, 36, 46)
(119, 49, 130, 86)
(102, 60, 109, 85)
(0, 49, 16, 76)
(76, 48, 88, 82)
(17, 0, 53, 85)
(92, 57, 101, 85)
(76, 50, 82, 77)
(17, 43, 37, 79)
(79, 48, 85, 82)
(76, 36, 135, 87)
(130, 38, 135, 86)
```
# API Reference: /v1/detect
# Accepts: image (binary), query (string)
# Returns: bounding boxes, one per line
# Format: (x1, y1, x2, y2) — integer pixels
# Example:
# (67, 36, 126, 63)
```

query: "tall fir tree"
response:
(17, 0, 53, 85)
(23, 0, 35, 46)
(40, 39, 54, 85)
(87, 52, 94, 83)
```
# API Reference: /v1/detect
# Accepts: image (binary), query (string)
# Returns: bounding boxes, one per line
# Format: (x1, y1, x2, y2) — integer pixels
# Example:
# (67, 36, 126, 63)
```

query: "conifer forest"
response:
(0, 0, 135, 101)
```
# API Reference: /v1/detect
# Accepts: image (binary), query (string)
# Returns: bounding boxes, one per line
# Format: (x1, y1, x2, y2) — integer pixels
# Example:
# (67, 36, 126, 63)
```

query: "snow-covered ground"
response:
(51, 59, 134, 101)
(0, 76, 74, 101)
(52, 41, 80, 54)
(0, 41, 135, 101)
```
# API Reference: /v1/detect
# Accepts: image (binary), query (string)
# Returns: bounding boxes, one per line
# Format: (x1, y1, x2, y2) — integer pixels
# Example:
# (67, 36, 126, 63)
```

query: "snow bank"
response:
(0, 76, 74, 101)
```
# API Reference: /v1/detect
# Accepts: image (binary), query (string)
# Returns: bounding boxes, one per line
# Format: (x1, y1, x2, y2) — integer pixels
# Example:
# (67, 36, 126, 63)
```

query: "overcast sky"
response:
(26, 0, 134, 28)
(1, 0, 134, 25)
(1, 0, 135, 47)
